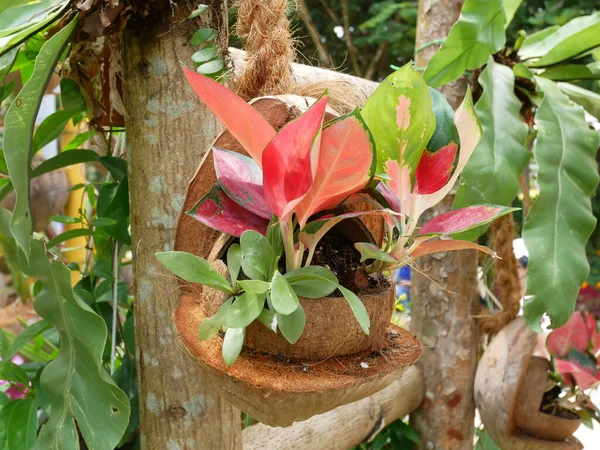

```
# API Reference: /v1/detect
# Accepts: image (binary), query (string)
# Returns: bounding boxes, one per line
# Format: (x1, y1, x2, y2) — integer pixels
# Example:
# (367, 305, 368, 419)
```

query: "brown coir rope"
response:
(233, 0, 368, 113)
(478, 214, 522, 335)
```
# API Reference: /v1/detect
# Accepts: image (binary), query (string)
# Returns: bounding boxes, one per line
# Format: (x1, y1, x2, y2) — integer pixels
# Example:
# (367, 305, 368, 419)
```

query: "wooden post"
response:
(122, 3, 242, 449)
(410, 1, 478, 449)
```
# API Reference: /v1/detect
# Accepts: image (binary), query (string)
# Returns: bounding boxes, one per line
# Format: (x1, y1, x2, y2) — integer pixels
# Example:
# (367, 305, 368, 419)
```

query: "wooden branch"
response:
(364, 41, 389, 80)
(296, 0, 332, 67)
(318, 0, 339, 25)
(340, 0, 362, 77)
(243, 366, 424, 450)
(229, 47, 378, 96)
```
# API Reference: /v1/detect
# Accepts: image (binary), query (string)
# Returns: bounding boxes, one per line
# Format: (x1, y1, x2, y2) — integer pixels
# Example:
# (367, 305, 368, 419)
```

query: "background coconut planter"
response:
(158, 64, 516, 426)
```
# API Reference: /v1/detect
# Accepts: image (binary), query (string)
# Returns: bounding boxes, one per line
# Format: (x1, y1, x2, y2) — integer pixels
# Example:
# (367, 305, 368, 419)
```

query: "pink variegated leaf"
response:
(376, 179, 402, 213)
(591, 332, 600, 358)
(418, 205, 516, 236)
(299, 209, 398, 252)
(213, 148, 271, 219)
(183, 67, 276, 165)
(414, 142, 458, 194)
(384, 159, 411, 215)
(555, 359, 600, 391)
(411, 89, 482, 217)
(262, 96, 327, 220)
(295, 110, 375, 226)
(410, 239, 496, 260)
(187, 184, 268, 237)
(354, 243, 398, 263)
(548, 311, 593, 358)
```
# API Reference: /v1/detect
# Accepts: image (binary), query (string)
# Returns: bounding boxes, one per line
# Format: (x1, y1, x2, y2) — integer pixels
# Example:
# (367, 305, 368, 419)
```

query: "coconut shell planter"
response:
(475, 318, 583, 450)
(158, 64, 517, 426)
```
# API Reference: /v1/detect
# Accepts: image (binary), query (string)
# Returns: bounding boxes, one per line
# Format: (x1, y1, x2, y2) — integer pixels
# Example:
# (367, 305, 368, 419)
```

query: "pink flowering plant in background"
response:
(546, 310, 600, 424)
(156, 63, 515, 365)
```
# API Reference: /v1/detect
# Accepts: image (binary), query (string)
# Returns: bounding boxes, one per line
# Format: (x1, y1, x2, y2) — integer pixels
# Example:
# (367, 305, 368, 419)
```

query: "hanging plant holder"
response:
(173, 96, 423, 426)
(475, 317, 582, 449)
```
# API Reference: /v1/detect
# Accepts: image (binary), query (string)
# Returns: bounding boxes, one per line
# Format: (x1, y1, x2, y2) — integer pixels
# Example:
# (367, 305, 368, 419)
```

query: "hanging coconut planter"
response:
(475, 317, 583, 449)
(173, 95, 423, 426)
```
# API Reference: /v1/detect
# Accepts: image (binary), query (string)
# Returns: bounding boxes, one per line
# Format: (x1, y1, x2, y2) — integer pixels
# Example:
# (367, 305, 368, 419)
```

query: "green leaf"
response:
(520, 26, 559, 50)
(191, 45, 217, 63)
(31, 149, 98, 179)
(338, 285, 370, 335)
(188, 4, 209, 18)
(4, 17, 77, 260)
(266, 218, 283, 266)
(0, 398, 37, 450)
(556, 82, 600, 120)
(227, 243, 241, 286)
(540, 63, 600, 82)
(156, 251, 233, 293)
(0, 330, 8, 358)
(222, 327, 244, 366)
(190, 28, 217, 46)
(47, 228, 92, 249)
(0, 47, 17, 80)
(284, 266, 338, 298)
(199, 298, 232, 340)
(21, 239, 130, 450)
(0, 1, 70, 57)
(237, 280, 270, 294)
(33, 108, 81, 154)
(49, 215, 80, 224)
(362, 64, 435, 176)
(240, 230, 273, 280)
(92, 217, 118, 227)
(0, 362, 29, 385)
(277, 304, 306, 345)
(226, 293, 264, 328)
(423, 0, 506, 88)
(523, 78, 600, 330)
(5, 320, 51, 361)
(453, 57, 530, 241)
(98, 156, 127, 182)
(197, 58, 223, 75)
(503, 0, 523, 27)
(60, 78, 85, 111)
(269, 270, 300, 315)
(257, 308, 276, 331)
(520, 12, 600, 68)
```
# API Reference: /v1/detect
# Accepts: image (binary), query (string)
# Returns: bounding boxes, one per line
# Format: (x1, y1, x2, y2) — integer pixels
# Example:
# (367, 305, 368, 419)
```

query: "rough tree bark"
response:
(410, 1, 478, 450)
(123, 3, 242, 449)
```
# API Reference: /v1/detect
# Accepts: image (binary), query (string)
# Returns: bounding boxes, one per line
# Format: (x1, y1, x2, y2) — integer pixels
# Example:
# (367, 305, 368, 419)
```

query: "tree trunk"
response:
(123, 3, 242, 449)
(411, 1, 478, 449)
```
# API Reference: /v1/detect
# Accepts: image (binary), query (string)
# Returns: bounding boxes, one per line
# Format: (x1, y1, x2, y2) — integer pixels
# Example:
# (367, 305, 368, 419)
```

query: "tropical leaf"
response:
(277, 304, 306, 345)
(423, 0, 506, 88)
(414, 144, 458, 195)
(4, 17, 77, 260)
(262, 96, 326, 220)
(222, 327, 244, 366)
(187, 184, 269, 237)
(354, 242, 398, 263)
(410, 239, 496, 260)
(540, 63, 600, 82)
(183, 67, 276, 164)
(155, 251, 233, 293)
(519, 12, 600, 67)
(419, 205, 516, 236)
(362, 64, 435, 180)
(0, 398, 37, 450)
(453, 58, 530, 241)
(240, 230, 274, 280)
(547, 311, 595, 358)
(226, 293, 265, 328)
(213, 148, 271, 219)
(14, 237, 130, 450)
(284, 266, 338, 298)
(0, 0, 70, 56)
(269, 270, 300, 315)
(503, 0, 523, 27)
(520, 25, 559, 50)
(295, 109, 375, 227)
(426, 87, 460, 154)
(556, 82, 600, 120)
(523, 78, 600, 330)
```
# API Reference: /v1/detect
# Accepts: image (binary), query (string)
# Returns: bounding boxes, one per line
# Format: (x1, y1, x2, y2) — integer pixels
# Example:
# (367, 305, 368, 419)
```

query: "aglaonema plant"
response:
(157, 64, 513, 365)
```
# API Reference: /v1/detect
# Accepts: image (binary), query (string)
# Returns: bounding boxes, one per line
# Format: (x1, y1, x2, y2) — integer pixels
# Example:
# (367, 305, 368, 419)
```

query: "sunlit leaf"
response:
(222, 327, 244, 366)
(156, 251, 233, 293)
(410, 238, 496, 260)
(419, 205, 516, 236)
(270, 270, 300, 315)
(226, 293, 264, 328)
(240, 230, 273, 280)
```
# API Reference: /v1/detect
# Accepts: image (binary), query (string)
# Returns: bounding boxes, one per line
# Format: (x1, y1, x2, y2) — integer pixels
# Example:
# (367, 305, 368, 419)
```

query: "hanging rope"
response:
(478, 214, 522, 335)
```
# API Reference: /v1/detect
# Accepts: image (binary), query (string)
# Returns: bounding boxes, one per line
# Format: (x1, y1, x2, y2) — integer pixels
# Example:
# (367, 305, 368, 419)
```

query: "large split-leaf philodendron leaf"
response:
(423, 0, 506, 88)
(523, 78, 600, 330)
(519, 12, 600, 68)
(454, 57, 530, 241)
(361, 64, 435, 198)
(0, 210, 130, 450)
(4, 17, 77, 260)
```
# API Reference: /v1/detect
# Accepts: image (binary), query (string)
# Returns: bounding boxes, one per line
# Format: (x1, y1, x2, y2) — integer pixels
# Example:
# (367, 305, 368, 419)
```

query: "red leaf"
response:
(414, 142, 458, 194)
(548, 311, 593, 358)
(376, 183, 402, 213)
(592, 332, 600, 358)
(419, 205, 515, 236)
(183, 67, 276, 165)
(555, 359, 600, 390)
(262, 96, 327, 220)
(295, 111, 374, 226)
(410, 239, 496, 260)
(187, 184, 268, 237)
(213, 148, 271, 219)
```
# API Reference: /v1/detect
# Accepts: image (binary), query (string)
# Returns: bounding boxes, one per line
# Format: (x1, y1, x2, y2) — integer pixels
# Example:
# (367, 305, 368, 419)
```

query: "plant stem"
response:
(280, 219, 296, 273)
